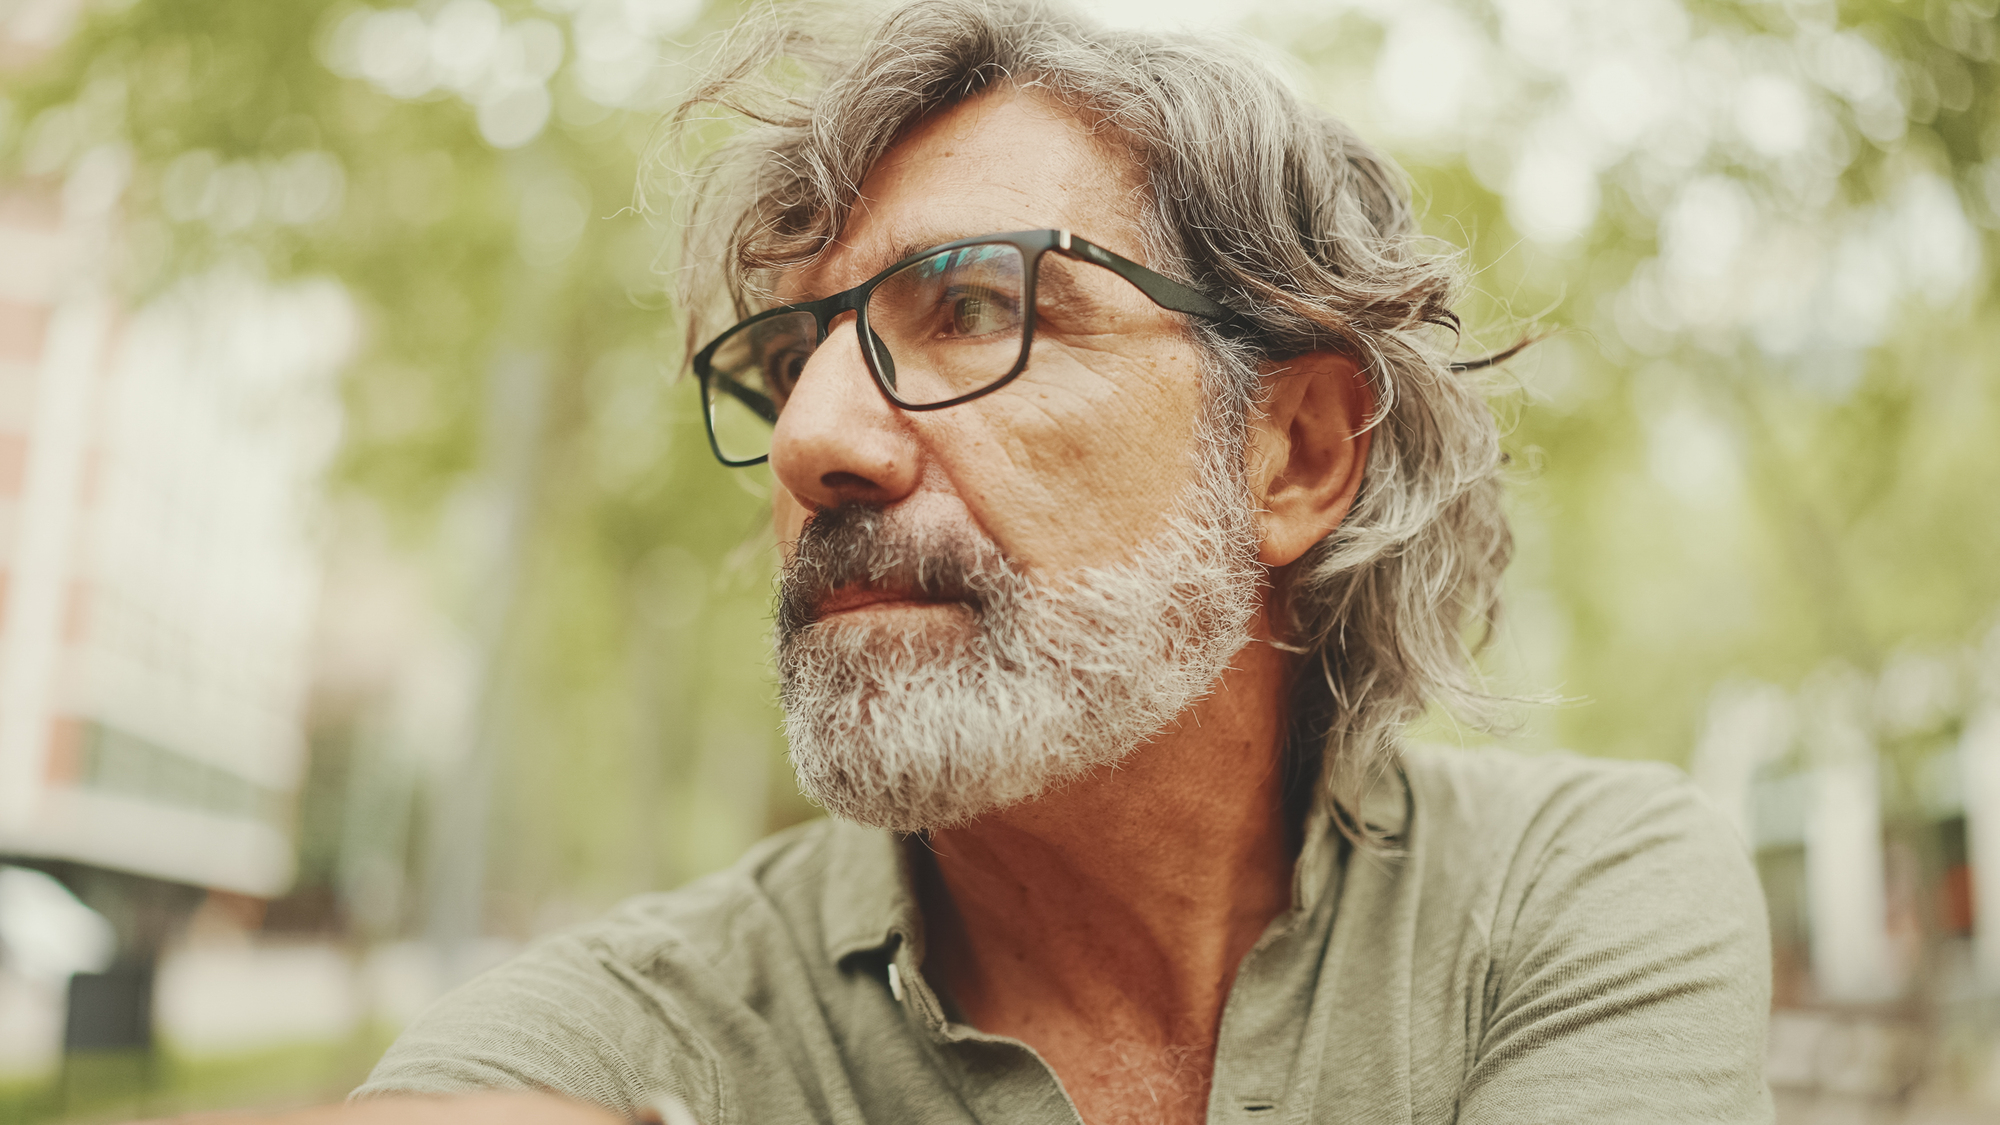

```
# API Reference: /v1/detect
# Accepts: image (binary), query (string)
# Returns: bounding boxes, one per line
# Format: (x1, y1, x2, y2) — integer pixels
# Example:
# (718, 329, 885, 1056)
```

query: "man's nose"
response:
(768, 317, 921, 510)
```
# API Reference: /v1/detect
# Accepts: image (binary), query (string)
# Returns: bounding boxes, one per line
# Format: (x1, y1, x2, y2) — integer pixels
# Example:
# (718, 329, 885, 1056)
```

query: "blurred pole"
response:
(338, 709, 422, 942)
(1961, 707, 2000, 992)
(625, 609, 667, 894)
(423, 352, 545, 979)
(1806, 755, 1897, 1003)
(1690, 682, 1794, 848)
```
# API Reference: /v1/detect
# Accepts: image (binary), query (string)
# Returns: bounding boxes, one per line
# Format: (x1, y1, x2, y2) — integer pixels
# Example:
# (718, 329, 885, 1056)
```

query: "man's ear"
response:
(1243, 351, 1373, 568)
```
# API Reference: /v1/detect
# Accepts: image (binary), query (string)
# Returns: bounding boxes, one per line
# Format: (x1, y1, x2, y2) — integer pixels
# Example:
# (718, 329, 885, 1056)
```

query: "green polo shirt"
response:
(356, 745, 1773, 1123)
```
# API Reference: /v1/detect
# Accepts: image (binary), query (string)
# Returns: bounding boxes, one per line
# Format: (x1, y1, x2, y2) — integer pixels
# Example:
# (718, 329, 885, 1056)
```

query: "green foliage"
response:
(1271, 0, 2000, 765)
(1, 0, 804, 922)
(0, 1027, 398, 1122)
(3, 0, 1996, 928)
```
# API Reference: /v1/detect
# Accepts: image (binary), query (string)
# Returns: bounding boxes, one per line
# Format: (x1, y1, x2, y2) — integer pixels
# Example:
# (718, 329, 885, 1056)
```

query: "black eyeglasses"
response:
(692, 228, 1244, 467)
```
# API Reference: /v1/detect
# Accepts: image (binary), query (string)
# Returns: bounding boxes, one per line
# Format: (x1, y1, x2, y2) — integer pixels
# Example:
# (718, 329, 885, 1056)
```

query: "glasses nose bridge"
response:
(812, 285, 870, 337)
(795, 299, 892, 403)
(806, 292, 893, 396)
(811, 306, 862, 361)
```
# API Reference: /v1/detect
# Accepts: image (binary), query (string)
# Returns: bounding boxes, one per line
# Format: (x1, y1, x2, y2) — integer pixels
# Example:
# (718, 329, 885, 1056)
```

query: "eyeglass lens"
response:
(703, 310, 815, 464)
(702, 242, 1029, 463)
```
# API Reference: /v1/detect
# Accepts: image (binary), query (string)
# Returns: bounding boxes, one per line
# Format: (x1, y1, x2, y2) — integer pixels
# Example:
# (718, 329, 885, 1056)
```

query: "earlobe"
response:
(1247, 352, 1372, 568)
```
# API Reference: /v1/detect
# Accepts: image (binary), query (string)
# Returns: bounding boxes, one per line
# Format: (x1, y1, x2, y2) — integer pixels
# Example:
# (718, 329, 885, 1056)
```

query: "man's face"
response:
(767, 84, 1213, 583)
(766, 86, 1262, 831)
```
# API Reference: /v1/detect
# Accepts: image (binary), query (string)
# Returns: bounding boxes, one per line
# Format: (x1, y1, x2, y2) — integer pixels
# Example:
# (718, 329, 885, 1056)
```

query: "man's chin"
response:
(788, 730, 1112, 835)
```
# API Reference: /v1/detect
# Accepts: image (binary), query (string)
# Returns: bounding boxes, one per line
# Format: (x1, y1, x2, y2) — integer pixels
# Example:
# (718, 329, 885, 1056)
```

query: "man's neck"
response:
(917, 630, 1301, 1125)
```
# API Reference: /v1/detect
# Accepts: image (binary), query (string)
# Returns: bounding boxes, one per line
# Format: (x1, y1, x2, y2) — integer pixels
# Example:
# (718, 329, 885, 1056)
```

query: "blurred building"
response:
(0, 19, 347, 1079)
(0, 166, 342, 897)
(1695, 643, 2000, 1115)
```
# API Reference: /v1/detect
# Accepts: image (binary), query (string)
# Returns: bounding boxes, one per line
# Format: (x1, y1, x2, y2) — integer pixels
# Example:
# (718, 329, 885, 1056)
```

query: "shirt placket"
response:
(1205, 812, 1347, 1125)
(883, 933, 1088, 1125)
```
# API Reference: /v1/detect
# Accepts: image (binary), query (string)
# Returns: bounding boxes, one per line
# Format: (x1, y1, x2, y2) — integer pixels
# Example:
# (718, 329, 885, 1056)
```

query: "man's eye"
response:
(764, 348, 810, 395)
(940, 287, 1015, 338)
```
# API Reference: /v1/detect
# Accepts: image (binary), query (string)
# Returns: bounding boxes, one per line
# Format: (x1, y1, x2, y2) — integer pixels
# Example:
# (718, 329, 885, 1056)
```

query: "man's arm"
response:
(345, 924, 722, 1118)
(136, 1092, 629, 1125)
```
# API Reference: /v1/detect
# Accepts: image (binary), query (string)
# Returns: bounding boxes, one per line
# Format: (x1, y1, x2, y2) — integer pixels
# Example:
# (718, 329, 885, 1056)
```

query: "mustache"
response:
(776, 503, 1015, 639)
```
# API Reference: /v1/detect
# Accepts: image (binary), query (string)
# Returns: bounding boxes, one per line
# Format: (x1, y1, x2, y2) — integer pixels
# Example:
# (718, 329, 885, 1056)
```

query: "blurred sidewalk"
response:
(1771, 1008, 2000, 1124)
(0, 931, 519, 1090)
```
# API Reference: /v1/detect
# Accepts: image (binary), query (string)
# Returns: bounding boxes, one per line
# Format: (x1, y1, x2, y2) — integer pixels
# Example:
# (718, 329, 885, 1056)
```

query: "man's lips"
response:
(815, 585, 961, 617)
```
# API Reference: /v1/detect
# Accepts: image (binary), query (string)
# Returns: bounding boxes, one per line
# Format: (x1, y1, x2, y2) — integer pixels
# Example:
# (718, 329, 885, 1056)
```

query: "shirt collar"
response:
(814, 760, 1410, 965)
(1291, 759, 1410, 919)
(820, 817, 921, 964)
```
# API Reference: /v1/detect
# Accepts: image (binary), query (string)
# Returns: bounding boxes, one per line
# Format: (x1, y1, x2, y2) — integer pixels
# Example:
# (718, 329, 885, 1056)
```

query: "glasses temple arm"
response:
(714, 374, 780, 425)
(1064, 236, 1246, 327)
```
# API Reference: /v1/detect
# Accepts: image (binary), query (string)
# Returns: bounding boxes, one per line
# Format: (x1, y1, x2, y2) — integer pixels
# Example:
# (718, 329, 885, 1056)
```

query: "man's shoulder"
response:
(357, 817, 871, 1109)
(1378, 745, 1771, 1121)
(1399, 742, 1700, 841)
(1391, 743, 1730, 891)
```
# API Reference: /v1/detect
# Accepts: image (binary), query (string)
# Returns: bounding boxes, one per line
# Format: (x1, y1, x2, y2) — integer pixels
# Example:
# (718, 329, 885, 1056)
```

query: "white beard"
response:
(775, 445, 1261, 833)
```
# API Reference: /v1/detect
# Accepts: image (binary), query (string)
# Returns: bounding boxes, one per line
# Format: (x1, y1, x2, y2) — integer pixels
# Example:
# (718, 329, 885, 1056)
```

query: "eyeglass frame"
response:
(691, 228, 1248, 468)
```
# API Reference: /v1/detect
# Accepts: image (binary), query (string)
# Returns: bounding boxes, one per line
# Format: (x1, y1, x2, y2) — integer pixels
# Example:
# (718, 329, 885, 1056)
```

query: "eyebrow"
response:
(802, 228, 1127, 309)
(881, 231, 985, 274)
(1032, 250, 1121, 315)
(786, 230, 980, 304)
(1032, 254, 1089, 304)
(889, 231, 1124, 314)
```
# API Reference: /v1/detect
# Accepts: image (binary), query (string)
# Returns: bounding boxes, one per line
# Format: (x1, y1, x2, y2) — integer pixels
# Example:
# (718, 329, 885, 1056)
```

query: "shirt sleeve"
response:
(1457, 778, 1774, 1124)
(351, 930, 719, 1121)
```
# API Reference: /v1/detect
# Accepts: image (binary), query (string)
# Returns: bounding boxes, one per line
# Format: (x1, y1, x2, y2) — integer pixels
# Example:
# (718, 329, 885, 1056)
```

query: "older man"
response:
(318, 3, 1773, 1124)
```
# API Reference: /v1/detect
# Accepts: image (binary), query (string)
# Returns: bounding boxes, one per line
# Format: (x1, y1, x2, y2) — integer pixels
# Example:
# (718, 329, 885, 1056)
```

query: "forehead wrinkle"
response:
(780, 91, 1149, 301)
(799, 91, 1136, 290)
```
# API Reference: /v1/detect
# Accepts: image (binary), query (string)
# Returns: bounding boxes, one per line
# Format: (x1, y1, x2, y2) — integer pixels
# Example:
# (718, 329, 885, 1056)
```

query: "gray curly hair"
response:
(671, 0, 1512, 840)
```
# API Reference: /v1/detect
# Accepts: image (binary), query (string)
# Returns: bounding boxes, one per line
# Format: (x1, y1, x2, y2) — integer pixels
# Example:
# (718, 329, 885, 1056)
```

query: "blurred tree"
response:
(0, 0, 806, 938)
(2, 0, 1995, 939)
(1257, 0, 2000, 768)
